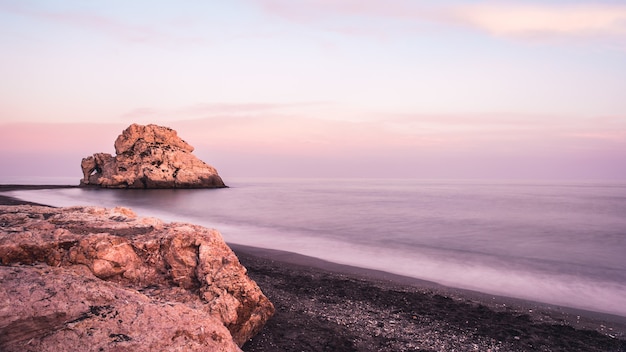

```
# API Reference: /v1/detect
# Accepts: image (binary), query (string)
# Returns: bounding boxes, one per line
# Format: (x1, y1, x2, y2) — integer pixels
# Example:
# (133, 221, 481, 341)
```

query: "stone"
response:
(0, 265, 241, 352)
(0, 205, 274, 351)
(80, 123, 226, 188)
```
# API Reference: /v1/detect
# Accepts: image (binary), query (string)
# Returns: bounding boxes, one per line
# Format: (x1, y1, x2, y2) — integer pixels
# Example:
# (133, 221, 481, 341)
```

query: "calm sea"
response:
(6, 178, 626, 317)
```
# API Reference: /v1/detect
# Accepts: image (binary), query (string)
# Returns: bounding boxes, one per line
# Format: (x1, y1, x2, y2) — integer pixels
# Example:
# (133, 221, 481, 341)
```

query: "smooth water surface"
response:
(7, 178, 626, 316)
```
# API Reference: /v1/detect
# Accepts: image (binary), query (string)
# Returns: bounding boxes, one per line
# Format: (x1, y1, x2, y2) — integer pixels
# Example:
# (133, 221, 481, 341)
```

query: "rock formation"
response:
(0, 205, 274, 351)
(80, 123, 226, 188)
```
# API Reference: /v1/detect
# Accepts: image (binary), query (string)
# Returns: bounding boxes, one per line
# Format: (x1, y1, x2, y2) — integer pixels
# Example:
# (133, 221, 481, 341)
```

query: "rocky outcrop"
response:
(80, 123, 226, 188)
(0, 205, 274, 351)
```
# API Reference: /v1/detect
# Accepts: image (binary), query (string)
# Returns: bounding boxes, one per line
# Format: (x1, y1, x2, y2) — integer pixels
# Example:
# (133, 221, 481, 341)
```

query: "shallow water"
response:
(6, 178, 626, 317)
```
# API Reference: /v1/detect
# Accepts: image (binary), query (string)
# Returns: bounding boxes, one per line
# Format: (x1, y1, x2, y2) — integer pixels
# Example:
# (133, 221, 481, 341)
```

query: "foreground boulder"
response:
(0, 205, 274, 351)
(80, 123, 226, 188)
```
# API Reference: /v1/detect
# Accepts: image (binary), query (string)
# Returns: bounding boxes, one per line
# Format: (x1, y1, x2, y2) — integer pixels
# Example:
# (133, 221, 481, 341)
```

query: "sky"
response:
(1, 0, 626, 180)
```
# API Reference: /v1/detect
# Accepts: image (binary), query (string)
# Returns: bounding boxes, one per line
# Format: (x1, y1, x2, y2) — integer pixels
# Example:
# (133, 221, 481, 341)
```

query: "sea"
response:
(5, 177, 626, 317)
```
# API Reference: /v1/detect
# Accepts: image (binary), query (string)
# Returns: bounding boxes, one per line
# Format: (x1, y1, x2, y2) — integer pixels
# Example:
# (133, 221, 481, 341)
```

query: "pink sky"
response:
(1, 113, 624, 180)
(1, 1, 625, 181)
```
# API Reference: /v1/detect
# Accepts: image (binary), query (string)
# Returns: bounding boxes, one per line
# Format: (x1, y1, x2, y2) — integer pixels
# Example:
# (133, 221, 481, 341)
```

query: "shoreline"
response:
(0, 184, 78, 206)
(2, 184, 626, 350)
(231, 245, 626, 351)
(228, 243, 626, 326)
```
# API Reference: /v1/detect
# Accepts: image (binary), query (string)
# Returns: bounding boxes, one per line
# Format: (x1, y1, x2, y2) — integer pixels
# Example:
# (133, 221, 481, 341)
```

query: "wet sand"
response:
(2, 185, 626, 351)
(232, 245, 626, 352)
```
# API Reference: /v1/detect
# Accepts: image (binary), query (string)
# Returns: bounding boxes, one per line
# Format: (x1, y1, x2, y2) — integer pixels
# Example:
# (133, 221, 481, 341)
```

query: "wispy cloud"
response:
(0, 2, 207, 46)
(116, 100, 626, 155)
(2, 115, 624, 178)
(120, 102, 332, 121)
(251, 0, 437, 37)
(0, 122, 125, 153)
(167, 111, 626, 158)
(251, 0, 626, 46)
(252, 0, 420, 22)
(453, 3, 626, 41)
(171, 115, 440, 157)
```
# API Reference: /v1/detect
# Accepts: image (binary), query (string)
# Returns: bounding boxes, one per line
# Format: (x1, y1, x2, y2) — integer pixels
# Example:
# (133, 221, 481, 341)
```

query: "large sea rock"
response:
(0, 205, 274, 351)
(80, 123, 226, 188)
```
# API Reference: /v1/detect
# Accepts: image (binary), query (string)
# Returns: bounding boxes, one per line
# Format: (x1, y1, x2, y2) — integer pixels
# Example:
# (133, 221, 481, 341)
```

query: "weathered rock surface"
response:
(80, 123, 226, 188)
(0, 205, 274, 351)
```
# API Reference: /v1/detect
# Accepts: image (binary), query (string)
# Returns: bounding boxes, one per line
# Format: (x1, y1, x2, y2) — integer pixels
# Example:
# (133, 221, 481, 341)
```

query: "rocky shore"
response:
(0, 201, 273, 351)
(2, 188, 626, 351)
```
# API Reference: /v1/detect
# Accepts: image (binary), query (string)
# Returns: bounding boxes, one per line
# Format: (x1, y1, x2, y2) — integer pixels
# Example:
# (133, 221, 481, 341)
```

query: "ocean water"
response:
(6, 178, 626, 317)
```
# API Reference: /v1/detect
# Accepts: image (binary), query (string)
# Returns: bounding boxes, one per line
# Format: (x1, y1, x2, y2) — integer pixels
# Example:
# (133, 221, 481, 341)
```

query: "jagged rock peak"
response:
(80, 123, 226, 189)
(114, 123, 194, 155)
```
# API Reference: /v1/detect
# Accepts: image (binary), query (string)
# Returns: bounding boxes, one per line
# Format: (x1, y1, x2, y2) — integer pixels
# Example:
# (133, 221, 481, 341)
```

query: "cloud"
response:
(165, 111, 626, 157)
(171, 115, 423, 156)
(5, 103, 624, 161)
(251, 0, 626, 46)
(2, 114, 625, 179)
(248, 0, 382, 23)
(0, 2, 207, 46)
(453, 3, 626, 40)
(169, 112, 626, 178)
(116, 101, 626, 157)
(120, 102, 331, 122)
(0, 122, 125, 153)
